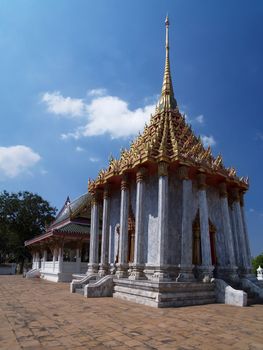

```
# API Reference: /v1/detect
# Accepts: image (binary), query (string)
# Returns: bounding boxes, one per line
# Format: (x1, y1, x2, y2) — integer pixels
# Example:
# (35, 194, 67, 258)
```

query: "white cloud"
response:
(42, 90, 155, 139)
(249, 208, 255, 213)
(76, 146, 84, 152)
(201, 135, 216, 147)
(195, 115, 204, 124)
(40, 169, 48, 175)
(89, 157, 100, 162)
(0, 145, 41, 178)
(81, 96, 155, 139)
(87, 88, 107, 97)
(42, 91, 85, 117)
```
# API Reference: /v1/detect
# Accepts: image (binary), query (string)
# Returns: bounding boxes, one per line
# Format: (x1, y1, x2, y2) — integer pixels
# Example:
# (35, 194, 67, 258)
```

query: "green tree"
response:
(252, 252, 263, 275)
(0, 191, 56, 272)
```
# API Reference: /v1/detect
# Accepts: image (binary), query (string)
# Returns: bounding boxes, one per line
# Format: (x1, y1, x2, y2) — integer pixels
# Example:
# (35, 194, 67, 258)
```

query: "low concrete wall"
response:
(0, 264, 16, 275)
(26, 269, 40, 278)
(213, 279, 247, 307)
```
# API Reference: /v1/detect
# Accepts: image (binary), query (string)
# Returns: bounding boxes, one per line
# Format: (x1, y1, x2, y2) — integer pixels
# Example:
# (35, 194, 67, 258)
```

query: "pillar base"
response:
(239, 267, 257, 281)
(115, 263, 129, 279)
(216, 266, 239, 282)
(129, 264, 145, 280)
(152, 267, 170, 282)
(196, 265, 214, 282)
(177, 265, 196, 282)
(87, 263, 99, 274)
(98, 263, 109, 277)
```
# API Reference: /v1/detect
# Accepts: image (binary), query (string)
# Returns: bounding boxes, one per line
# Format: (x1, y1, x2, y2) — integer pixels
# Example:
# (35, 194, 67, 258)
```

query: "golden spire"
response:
(157, 15, 177, 112)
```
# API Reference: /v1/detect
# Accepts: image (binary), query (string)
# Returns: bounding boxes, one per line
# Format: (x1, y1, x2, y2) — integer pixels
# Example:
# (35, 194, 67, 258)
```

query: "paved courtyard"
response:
(0, 276, 262, 350)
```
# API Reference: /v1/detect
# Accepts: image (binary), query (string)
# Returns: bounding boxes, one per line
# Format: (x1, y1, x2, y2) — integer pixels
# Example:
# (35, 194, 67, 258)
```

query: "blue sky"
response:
(0, 1, 262, 256)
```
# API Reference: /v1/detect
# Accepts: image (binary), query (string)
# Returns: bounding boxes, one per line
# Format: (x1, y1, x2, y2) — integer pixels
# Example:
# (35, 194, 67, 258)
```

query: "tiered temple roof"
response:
(88, 16, 248, 193)
(25, 193, 91, 247)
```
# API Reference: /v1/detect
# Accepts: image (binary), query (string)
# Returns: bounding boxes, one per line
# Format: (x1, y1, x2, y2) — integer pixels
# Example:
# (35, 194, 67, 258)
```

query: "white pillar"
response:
(88, 193, 100, 274)
(58, 247, 63, 273)
(42, 250, 47, 271)
(178, 166, 195, 281)
(231, 188, 247, 271)
(52, 248, 56, 271)
(217, 182, 238, 280)
(130, 168, 146, 280)
(240, 192, 253, 272)
(116, 176, 129, 278)
(99, 186, 110, 277)
(36, 252, 40, 269)
(197, 174, 214, 280)
(153, 162, 169, 281)
(76, 247, 81, 274)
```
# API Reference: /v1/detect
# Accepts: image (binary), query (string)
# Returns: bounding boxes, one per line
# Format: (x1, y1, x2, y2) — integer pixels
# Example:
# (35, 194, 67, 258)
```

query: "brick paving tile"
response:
(0, 276, 263, 350)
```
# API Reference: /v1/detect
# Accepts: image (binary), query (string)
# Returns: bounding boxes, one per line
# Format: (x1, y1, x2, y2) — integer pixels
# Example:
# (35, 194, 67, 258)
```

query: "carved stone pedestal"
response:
(216, 266, 239, 282)
(196, 265, 214, 282)
(178, 265, 196, 282)
(98, 263, 109, 277)
(116, 263, 129, 279)
(152, 266, 170, 282)
(87, 263, 99, 274)
(129, 264, 145, 280)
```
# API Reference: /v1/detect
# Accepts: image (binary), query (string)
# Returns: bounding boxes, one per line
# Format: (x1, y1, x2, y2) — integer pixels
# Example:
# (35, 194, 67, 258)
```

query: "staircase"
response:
(228, 280, 263, 305)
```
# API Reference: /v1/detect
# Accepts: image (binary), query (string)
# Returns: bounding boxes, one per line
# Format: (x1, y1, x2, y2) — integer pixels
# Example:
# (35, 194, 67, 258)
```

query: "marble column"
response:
(76, 247, 81, 274)
(42, 249, 47, 271)
(58, 247, 63, 273)
(99, 186, 110, 277)
(196, 173, 214, 280)
(36, 252, 40, 269)
(87, 192, 100, 274)
(239, 191, 253, 276)
(217, 182, 238, 280)
(130, 168, 146, 280)
(153, 162, 169, 281)
(116, 175, 129, 278)
(231, 188, 248, 272)
(52, 248, 56, 271)
(178, 166, 195, 281)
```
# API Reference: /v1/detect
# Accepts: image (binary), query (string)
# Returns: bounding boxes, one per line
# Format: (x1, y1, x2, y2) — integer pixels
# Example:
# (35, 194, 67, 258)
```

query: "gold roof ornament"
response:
(88, 17, 248, 193)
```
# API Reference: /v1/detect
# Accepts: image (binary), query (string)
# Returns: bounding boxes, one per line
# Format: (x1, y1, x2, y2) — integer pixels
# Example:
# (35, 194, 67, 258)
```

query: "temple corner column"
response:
(196, 173, 214, 281)
(99, 185, 110, 277)
(217, 182, 239, 281)
(87, 191, 100, 274)
(153, 161, 170, 281)
(178, 165, 195, 281)
(116, 175, 129, 278)
(129, 167, 146, 280)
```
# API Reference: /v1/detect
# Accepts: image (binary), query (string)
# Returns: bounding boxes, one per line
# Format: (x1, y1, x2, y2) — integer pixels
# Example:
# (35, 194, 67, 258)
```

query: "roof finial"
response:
(156, 15, 177, 112)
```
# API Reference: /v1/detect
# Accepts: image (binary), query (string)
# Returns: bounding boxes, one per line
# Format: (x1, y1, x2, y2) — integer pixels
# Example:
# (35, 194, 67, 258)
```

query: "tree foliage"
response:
(0, 191, 56, 269)
(252, 252, 263, 275)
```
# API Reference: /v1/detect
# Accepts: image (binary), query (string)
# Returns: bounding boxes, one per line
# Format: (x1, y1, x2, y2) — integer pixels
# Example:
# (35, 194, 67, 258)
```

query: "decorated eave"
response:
(88, 16, 249, 195)
(25, 193, 91, 247)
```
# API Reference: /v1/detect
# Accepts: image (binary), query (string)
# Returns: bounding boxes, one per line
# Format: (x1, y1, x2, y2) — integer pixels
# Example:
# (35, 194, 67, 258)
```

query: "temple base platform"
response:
(112, 279, 216, 308)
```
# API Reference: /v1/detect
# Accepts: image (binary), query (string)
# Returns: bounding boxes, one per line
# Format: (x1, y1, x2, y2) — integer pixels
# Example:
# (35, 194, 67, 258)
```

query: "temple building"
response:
(25, 194, 92, 282)
(70, 17, 263, 307)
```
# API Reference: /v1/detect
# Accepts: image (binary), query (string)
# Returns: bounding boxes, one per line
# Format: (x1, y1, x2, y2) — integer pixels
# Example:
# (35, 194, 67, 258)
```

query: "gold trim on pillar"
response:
(158, 161, 168, 177)
(136, 167, 147, 183)
(121, 174, 129, 191)
(103, 184, 110, 199)
(197, 173, 206, 190)
(177, 165, 189, 180)
(219, 182, 228, 198)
